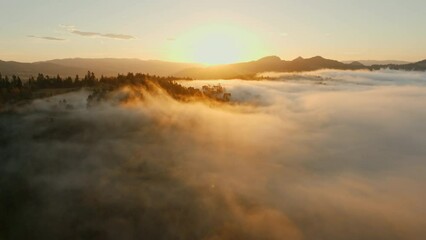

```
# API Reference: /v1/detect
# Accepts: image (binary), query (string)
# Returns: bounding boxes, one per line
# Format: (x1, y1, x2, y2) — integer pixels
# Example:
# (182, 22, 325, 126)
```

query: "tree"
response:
(64, 77, 73, 87)
(16, 76, 23, 88)
(0, 73, 4, 88)
(28, 76, 35, 89)
(83, 71, 96, 86)
(74, 75, 81, 87)
(4, 76, 10, 88)
(37, 74, 45, 88)
(55, 74, 63, 88)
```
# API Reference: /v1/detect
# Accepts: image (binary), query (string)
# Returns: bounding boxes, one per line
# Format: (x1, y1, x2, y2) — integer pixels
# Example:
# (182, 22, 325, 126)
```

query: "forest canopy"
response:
(0, 71, 231, 107)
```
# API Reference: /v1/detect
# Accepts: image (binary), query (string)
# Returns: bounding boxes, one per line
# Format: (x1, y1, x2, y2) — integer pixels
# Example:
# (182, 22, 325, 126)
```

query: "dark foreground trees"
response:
(87, 73, 231, 106)
(0, 71, 230, 106)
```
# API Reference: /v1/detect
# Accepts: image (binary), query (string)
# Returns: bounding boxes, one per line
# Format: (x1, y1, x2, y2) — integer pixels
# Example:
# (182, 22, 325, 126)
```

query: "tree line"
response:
(0, 71, 230, 105)
(87, 72, 230, 105)
(0, 71, 187, 89)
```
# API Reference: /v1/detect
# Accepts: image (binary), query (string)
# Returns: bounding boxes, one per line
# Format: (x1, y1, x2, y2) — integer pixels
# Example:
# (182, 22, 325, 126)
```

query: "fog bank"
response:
(1, 70, 426, 240)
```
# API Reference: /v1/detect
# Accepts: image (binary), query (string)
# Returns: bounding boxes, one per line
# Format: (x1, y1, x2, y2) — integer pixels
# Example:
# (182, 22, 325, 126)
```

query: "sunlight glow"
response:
(170, 23, 265, 65)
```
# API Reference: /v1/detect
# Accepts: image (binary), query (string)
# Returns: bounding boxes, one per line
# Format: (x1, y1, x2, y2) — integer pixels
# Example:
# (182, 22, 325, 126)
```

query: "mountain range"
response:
(0, 58, 201, 79)
(1, 56, 425, 80)
(342, 60, 410, 66)
(175, 56, 367, 79)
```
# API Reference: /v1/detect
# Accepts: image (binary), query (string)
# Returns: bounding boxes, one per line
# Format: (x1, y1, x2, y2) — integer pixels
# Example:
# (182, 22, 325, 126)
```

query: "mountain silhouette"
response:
(175, 56, 367, 79)
(0, 56, 424, 79)
(0, 59, 200, 78)
(342, 60, 410, 66)
(0, 60, 85, 78)
(348, 61, 365, 67)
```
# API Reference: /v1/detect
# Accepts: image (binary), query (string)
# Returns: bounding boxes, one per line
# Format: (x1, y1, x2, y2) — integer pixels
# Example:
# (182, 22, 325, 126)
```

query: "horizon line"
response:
(0, 55, 422, 65)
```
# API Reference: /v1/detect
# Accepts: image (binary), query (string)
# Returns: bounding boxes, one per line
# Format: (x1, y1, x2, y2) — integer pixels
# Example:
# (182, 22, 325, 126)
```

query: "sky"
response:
(1, 0, 426, 63)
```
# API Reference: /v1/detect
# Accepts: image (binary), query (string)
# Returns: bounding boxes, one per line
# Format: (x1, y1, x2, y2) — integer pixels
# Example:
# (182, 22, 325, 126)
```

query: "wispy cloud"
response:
(27, 35, 65, 41)
(61, 25, 135, 40)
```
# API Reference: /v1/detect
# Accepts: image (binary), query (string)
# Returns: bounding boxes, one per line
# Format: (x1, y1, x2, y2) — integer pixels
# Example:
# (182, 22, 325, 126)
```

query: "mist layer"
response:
(1, 70, 426, 240)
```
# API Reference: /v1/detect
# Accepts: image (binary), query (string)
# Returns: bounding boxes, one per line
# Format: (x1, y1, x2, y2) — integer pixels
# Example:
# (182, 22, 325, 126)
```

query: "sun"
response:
(170, 23, 265, 65)
(191, 31, 243, 65)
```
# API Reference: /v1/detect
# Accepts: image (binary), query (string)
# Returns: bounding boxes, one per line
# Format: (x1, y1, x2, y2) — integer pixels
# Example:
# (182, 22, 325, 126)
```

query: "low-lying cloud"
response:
(61, 25, 135, 40)
(71, 30, 135, 40)
(1, 70, 426, 239)
(27, 35, 66, 41)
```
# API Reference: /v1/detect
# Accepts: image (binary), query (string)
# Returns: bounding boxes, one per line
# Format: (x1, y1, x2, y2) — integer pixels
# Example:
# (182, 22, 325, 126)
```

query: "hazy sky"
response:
(1, 0, 426, 63)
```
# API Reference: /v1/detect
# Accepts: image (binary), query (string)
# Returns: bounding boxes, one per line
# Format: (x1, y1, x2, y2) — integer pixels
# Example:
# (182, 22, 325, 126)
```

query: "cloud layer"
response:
(1, 70, 426, 239)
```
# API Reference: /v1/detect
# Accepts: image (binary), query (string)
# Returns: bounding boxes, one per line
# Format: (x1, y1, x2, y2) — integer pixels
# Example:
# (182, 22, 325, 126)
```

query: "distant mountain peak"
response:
(342, 60, 411, 66)
(258, 56, 282, 62)
(310, 56, 325, 60)
(293, 56, 304, 61)
(349, 61, 365, 67)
